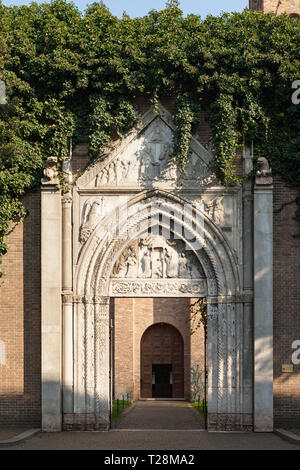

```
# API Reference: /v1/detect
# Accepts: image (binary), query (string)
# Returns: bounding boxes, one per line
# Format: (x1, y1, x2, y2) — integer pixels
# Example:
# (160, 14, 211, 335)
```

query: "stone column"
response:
(41, 157, 62, 431)
(62, 193, 73, 414)
(206, 302, 218, 431)
(242, 146, 254, 420)
(95, 296, 111, 430)
(253, 157, 273, 432)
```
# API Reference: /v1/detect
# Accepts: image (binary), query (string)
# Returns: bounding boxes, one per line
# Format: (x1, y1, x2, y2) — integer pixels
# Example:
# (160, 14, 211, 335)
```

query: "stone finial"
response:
(255, 156, 273, 186)
(41, 156, 59, 185)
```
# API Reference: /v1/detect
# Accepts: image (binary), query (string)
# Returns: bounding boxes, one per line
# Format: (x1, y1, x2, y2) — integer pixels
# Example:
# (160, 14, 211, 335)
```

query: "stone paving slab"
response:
(275, 428, 300, 445)
(0, 429, 40, 447)
(112, 400, 204, 430)
(0, 427, 30, 441)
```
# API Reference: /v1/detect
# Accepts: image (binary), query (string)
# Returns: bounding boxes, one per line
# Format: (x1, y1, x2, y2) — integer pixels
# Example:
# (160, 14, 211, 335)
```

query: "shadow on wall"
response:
(0, 190, 41, 427)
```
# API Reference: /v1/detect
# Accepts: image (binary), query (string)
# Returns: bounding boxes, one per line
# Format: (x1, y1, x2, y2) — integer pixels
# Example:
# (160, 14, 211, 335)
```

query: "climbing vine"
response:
(0, 0, 300, 273)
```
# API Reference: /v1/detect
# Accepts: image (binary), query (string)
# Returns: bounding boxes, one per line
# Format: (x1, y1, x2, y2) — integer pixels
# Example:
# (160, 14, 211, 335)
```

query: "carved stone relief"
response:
(90, 117, 214, 188)
(112, 235, 205, 280)
(204, 198, 226, 226)
(80, 198, 104, 243)
(255, 157, 273, 186)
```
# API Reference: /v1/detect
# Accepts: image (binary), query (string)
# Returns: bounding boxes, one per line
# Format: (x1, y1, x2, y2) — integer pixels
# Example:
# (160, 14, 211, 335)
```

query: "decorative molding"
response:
(110, 279, 207, 297)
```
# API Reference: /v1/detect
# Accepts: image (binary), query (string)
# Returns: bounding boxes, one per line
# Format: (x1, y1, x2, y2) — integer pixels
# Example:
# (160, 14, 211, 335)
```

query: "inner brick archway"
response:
(140, 323, 184, 399)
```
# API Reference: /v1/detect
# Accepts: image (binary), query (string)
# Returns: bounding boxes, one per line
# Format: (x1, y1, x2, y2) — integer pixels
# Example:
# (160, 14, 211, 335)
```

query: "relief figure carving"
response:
(80, 198, 104, 243)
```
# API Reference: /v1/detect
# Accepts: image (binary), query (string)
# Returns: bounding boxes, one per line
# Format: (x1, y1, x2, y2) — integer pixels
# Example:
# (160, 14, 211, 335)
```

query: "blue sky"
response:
(1, 0, 248, 18)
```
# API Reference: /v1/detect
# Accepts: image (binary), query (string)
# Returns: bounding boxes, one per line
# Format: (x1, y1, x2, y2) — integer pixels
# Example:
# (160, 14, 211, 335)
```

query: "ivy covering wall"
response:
(0, 0, 299, 272)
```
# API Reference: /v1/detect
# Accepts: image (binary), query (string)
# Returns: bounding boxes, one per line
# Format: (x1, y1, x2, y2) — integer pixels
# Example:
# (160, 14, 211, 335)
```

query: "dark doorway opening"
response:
(140, 323, 184, 399)
(152, 364, 172, 398)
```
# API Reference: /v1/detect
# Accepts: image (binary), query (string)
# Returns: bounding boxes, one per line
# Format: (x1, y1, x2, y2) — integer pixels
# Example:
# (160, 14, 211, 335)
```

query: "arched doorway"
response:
(140, 323, 184, 399)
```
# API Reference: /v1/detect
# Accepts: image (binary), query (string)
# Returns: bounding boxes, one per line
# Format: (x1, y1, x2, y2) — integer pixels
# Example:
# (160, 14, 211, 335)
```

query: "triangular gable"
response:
(76, 103, 215, 189)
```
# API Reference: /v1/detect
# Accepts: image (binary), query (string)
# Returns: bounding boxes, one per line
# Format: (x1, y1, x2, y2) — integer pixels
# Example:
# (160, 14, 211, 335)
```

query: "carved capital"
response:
(83, 295, 93, 304)
(94, 296, 110, 305)
(62, 292, 73, 304)
(62, 193, 72, 205)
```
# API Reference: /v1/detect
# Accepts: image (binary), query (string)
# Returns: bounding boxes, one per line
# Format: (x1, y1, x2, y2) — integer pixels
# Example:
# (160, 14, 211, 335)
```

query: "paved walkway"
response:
(1, 429, 300, 450)
(112, 400, 204, 430)
(1, 402, 300, 450)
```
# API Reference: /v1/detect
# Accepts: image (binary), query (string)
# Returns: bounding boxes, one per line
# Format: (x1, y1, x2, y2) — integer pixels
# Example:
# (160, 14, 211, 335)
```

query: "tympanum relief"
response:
(110, 235, 207, 297)
(112, 235, 204, 279)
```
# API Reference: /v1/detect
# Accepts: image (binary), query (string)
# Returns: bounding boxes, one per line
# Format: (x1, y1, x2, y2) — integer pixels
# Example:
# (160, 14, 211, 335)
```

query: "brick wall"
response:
(273, 177, 300, 428)
(250, 0, 300, 15)
(0, 191, 41, 426)
(113, 297, 204, 401)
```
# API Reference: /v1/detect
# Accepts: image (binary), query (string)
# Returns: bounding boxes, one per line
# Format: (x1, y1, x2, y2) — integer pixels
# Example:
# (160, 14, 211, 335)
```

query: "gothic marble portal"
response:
(40, 103, 274, 433)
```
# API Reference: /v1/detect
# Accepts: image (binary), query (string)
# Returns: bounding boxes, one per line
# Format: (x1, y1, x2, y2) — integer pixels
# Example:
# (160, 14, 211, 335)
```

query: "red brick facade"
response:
(113, 298, 205, 401)
(0, 191, 41, 426)
(273, 177, 300, 427)
(249, 0, 300, 16)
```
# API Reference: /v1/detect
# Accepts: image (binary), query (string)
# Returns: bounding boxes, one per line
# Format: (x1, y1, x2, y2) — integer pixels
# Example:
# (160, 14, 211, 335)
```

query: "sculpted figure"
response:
(141, 250, 152, 277)
(179, 253, 189, 278)
(108, 162, 116, 183)
(164, 248, 178, 278)
(114, 246, 137, 278)
(80, 199, 103, 243)
(255, 157, 272, 185)
(41, 156, 59, 185)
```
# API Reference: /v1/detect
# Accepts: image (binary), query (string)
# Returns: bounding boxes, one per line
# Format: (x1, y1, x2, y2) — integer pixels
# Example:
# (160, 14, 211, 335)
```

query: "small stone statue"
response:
(255, 157, 272, 186)
(41, 156, 59, 185)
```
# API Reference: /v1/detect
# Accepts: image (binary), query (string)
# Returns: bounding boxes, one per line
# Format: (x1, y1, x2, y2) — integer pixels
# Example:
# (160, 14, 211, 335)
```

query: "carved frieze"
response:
(110, 279, 207, 297)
